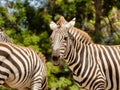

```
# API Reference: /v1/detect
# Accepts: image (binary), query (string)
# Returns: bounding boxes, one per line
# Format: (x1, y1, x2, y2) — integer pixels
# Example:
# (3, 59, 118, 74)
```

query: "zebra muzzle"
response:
(51, 55, 60, 66)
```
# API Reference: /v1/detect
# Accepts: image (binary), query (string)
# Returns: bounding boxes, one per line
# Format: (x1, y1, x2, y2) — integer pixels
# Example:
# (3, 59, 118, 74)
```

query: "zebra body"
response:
(50, 16, 120, 90)
(0, 42, 46, 90)
(71, 43, 120, 89)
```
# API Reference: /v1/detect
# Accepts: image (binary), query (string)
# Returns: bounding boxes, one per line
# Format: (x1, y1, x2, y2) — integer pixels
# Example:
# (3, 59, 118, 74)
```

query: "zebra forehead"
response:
(56, 16, 68, 26)
(52, 29, 68, 37)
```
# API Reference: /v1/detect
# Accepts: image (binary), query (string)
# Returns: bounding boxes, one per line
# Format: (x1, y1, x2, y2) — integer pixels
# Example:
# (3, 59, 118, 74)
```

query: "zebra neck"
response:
(65, 41, 84, 64)
(64, 43, 93, 77)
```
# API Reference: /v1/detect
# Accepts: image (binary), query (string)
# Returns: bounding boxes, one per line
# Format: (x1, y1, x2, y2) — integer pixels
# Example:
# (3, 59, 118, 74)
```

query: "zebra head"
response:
(50, 16, 76, 65)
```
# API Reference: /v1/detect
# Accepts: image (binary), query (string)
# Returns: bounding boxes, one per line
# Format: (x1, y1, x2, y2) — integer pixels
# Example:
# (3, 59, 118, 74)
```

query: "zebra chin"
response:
(52, 60, 60, 66)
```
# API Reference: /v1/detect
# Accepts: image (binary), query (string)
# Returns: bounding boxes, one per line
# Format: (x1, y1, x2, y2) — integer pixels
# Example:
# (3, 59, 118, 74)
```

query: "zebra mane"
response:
(56, 16, 68, 27)
(37, 52, 46, 65)
(55, 16, 93, 43)
(69, 27, 93, 43)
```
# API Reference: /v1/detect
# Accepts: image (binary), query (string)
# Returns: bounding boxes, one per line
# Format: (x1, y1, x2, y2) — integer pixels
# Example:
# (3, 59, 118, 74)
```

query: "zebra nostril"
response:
(52, 56, 59, 61)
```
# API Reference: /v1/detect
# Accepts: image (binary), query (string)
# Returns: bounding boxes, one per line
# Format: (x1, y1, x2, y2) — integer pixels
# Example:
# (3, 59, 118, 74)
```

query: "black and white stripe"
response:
(50, 16, 120, 90)
(0, 42, 47, 90)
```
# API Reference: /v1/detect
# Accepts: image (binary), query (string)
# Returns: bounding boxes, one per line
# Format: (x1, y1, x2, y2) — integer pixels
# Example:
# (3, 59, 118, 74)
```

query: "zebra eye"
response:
(64, 37, 68, 41)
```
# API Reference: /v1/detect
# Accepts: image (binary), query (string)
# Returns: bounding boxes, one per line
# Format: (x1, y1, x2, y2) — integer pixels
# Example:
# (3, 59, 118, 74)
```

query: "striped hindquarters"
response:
(0, 42, 47, 90)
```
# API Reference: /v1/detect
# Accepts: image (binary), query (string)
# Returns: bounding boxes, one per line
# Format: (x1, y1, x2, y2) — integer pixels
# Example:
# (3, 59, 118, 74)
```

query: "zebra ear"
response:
(69, 18, 76, 26)
(65, 18, 76, 29)
(50, 21, 58, 30)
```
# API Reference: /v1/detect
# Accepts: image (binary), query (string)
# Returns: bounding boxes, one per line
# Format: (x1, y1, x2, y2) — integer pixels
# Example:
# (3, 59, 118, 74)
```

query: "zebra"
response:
(0, 29, 13, 43)
(49, 16, 120, 90)
(0, 42, 47, 90)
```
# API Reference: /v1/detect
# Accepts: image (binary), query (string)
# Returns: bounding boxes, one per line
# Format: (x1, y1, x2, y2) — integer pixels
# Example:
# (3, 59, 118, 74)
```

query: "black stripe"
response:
(0, 70, 9, 77)
(42, 77, 47, 89)
(0, 78, 5, 81)
(89, 68, 99, 89)
(113, 47, 120, 90)
(81, 46, 88, 77)
(8, 55, 22, 81)
(107, 47, 119, 89)
(85, 49, 97, 87)
(69, 38, 78, 66)
(92, 80, 105, 89)
(0, 50, 9, 58)
(27, 49, 34, 72)
(0, 44, 22, 82)
(97, 46, 107, 86)
(69, 49, 76, 66)
(80, 46, 95, 87)
(64, 44, 71, 60)
(0, 61, 14, 75)
(101, 46, 113, 89)
(76, 45, 85, 76)
(11, 45, 28, 82)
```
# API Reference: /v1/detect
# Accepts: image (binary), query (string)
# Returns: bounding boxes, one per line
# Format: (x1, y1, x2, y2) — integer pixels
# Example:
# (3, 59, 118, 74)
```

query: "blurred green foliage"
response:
(0, 0, 120, 90)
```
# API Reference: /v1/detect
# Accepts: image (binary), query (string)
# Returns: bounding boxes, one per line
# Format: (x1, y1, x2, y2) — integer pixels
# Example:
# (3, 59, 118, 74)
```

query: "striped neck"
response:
(64, 28, 93, 76)
(64, 26, 93, 64)
(64, 36, 86, 65)
(68, 27, 93, 45)
(64, 37, 94, 88)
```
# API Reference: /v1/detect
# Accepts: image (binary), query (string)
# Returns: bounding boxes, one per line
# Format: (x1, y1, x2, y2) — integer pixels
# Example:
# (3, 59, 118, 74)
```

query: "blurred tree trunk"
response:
(93, 0, 103, 43)
(94, 0, 102, 31)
